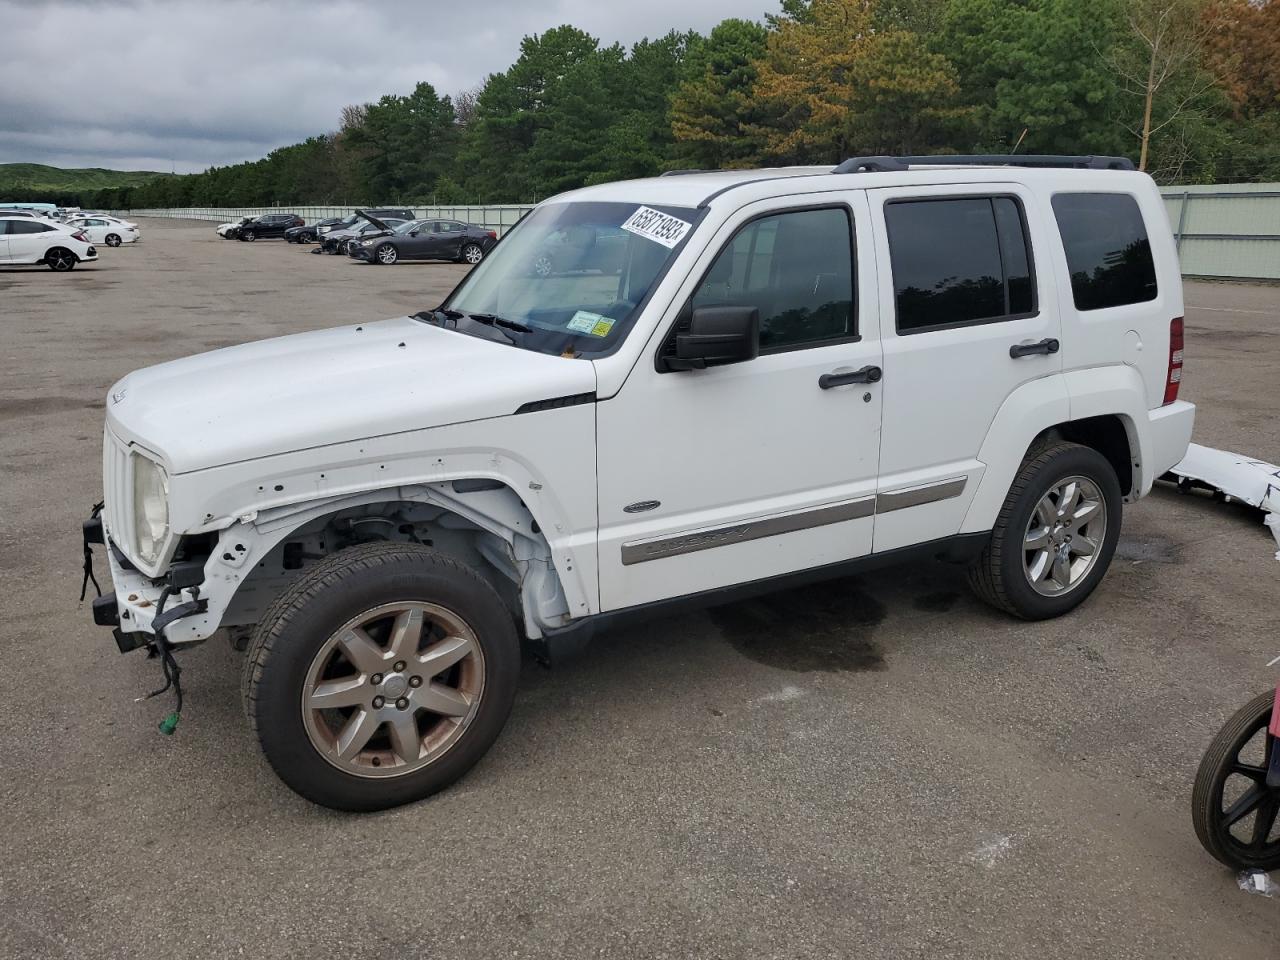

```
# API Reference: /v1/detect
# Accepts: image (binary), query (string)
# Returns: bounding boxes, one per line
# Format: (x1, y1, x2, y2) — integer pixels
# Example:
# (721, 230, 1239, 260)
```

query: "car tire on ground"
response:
(967, 441, 1121, 620)
(241, 230, 256, 242)
(1191, 689, 1280, 871)
(105, 233, 122, 247)
(45, 247, 77, 272)
(242, 541, 520, 811)
(375, 243, 398, 265)
(461, 243, 484, 265)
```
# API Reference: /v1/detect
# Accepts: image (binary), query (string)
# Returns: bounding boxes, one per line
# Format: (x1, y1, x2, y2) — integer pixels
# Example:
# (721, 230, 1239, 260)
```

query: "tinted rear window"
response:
(1051, 193, 1157, 311)
(886, 196, 1036, 333)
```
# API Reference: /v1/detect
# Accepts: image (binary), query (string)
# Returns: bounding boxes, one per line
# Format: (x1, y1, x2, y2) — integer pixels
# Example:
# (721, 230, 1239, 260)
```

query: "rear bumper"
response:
(1146, 400, 1196, 486)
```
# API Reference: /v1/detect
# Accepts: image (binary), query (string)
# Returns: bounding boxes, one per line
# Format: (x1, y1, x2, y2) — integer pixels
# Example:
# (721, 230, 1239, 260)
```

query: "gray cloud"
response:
(0, 0, 777, 172)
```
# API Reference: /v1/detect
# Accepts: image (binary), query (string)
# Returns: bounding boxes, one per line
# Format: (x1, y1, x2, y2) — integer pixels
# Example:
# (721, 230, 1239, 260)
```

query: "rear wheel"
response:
(461, 243, 484, 265)
(105, 233, 122, 247)
(968, 441, 1121, 619)
(1192, 690, 1280, 871)
(376, 243, 398, 265)
(243, 542, 520, 811)
(45, 247, 77, 271)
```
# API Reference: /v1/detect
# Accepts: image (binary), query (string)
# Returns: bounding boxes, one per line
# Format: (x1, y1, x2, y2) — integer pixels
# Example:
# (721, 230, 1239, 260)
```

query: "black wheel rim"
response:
(49, 250, 74, 271)
(1208, 704, 1280, 864)
(107, 235, 120, 246)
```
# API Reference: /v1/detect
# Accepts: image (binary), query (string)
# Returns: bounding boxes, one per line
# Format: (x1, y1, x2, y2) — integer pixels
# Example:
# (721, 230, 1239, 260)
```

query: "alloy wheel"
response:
(47, 249, 76, 271)
(463, 244, 483, 264)
(301, 601, 485, 778)
(377, 244, 398, 264)
(1022, 475, 1107, 596)
(106, 234, 121, 247)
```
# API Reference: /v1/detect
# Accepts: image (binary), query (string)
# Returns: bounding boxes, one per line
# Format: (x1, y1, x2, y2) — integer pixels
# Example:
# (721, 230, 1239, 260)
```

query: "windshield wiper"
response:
(415, 308, 462, 327)
(466, 313, 533, 333)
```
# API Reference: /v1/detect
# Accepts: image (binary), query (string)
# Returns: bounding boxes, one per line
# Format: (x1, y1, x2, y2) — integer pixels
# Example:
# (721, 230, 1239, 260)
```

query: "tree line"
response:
(47, 0, 1280, 209)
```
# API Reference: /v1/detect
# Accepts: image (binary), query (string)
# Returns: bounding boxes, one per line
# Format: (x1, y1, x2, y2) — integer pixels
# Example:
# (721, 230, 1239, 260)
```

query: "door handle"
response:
(819, 365, 882, 389)
(1009, 337, 1060, 359)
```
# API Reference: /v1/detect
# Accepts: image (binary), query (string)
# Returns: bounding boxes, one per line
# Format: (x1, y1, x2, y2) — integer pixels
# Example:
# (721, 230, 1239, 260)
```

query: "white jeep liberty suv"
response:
(84, 155, 1195, 810)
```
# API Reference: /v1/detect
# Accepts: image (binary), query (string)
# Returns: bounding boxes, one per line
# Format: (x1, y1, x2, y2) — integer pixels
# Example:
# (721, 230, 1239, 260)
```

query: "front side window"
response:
(439, 200, 703, 357)
(886, 196, 1036, 334)
(690, 207, 856, 351)
(1052, 192, 1157, 311)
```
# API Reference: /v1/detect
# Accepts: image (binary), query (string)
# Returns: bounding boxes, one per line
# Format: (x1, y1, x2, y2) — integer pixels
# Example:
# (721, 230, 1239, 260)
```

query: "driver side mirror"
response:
(409, 230, 419, 237)
(665, 305, 760, 372)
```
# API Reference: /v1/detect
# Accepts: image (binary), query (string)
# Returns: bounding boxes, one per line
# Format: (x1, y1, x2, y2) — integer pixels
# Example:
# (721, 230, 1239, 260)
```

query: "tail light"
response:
(1163, 316, 1184, 405)
(72, 230, 88, 242)
(486, 230, 497, 240)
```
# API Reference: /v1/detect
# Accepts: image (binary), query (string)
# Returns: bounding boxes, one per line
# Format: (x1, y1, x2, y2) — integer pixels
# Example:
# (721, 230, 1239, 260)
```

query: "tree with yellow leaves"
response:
(750, 0, 963, 163)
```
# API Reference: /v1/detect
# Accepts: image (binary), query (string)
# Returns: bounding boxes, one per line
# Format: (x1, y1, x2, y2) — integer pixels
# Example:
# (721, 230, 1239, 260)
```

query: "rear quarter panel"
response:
(1046, 172, 1182, 409)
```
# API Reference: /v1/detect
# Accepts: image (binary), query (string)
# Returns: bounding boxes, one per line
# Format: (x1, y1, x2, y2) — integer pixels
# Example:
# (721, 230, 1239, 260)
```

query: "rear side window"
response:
(691, 206, 856, 352)
(1051, 193, 1157, 311)
(10, 220, 53, 234)
(886, 197, 1035, 334)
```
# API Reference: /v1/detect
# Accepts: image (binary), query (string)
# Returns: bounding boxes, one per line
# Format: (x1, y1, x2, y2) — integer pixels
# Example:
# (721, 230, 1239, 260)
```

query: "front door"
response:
(866, 183, 1063, 552)
(595, 194, 884, 611)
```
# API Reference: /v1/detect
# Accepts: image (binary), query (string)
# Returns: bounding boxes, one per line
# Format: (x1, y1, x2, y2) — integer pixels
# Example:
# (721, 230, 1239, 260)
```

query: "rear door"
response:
(0, 220, 10, 262)
(7, 220, 57, 263)
(867, 183, 1063, 552)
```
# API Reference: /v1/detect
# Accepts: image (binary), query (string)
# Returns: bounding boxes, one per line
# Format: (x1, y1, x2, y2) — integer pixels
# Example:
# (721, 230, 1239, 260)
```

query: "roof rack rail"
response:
(832, 154, 1136, 174)
(659, 168, 723, 177)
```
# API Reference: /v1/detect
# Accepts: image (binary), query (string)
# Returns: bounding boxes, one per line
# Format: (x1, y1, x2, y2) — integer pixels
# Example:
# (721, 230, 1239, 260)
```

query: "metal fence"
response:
(121, 205, 534, 236)
(124, 185, 1280, 280)
(1159, 184, 1280, 282)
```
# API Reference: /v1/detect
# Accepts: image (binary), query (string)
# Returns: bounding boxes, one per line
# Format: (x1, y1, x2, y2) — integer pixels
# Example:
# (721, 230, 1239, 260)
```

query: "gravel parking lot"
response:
(2, 218, 1278, 958)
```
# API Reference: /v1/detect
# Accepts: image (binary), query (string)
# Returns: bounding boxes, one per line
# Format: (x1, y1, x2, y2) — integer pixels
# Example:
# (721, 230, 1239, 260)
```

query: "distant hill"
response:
(0, 163, 178, 195)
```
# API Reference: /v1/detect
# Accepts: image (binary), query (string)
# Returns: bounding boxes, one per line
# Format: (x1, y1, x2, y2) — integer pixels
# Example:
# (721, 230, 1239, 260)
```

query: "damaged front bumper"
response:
(82, 510, 211, 652)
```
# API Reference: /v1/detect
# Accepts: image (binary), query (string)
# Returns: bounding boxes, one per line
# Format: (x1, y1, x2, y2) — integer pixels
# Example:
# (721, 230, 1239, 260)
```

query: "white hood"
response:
(106, 316, 596, 473)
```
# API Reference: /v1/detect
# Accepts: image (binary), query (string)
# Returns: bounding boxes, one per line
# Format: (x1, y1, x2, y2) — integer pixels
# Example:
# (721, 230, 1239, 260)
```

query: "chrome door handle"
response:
(819, 365, 882, 389)
(1009, 338, 1060, 358)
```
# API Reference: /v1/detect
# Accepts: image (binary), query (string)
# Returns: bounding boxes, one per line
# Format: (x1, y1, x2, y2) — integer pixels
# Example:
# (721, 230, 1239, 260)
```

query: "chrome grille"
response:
(102, 429, 133, 557)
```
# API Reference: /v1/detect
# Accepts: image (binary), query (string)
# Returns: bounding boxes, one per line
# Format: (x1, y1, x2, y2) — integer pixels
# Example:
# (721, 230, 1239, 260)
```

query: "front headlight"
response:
(132, 454, 169, 565)
(361, 238, 377, 246)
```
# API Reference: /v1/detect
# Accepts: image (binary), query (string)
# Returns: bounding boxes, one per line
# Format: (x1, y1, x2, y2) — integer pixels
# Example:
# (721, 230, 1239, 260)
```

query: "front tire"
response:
(968, 441, 1121, 620)
(242, 542, 520, 811)
(375, 243, 398, 265)
(241, 230, 256, 242)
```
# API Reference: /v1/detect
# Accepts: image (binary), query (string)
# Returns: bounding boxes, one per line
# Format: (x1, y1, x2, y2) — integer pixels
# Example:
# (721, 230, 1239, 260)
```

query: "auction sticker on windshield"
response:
(567, 310, 616, 337)
(621, 206, 692, 249)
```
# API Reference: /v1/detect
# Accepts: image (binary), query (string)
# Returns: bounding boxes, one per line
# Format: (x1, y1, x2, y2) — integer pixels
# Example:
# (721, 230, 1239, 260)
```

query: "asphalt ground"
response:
(1, 218, 1278, 958)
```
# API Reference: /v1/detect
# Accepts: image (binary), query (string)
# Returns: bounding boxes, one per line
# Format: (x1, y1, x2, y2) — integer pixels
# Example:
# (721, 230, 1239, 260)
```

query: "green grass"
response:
(0, 163, 177, 194)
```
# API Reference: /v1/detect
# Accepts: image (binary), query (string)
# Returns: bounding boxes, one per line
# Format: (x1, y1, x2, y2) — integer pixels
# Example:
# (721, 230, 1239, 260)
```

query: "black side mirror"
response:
(667, 305, 760, 371)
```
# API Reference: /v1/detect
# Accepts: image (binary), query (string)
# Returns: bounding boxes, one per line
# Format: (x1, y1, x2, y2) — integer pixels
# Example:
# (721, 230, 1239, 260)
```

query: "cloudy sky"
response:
(1, 0, 779, 173)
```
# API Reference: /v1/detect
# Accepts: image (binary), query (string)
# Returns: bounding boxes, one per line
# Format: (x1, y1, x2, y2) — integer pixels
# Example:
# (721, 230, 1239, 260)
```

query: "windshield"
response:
(433, 200, 702, 357)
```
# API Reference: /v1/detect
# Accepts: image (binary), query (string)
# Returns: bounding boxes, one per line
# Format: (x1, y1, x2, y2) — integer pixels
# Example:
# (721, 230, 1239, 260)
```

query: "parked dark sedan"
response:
(348, 217, 498, 265)
(284, 219, 335, 243)
(236, 213, 305, 241)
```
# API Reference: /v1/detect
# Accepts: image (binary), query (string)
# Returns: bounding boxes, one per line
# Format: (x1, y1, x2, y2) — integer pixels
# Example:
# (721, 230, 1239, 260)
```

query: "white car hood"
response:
(106, 316, 596, 473)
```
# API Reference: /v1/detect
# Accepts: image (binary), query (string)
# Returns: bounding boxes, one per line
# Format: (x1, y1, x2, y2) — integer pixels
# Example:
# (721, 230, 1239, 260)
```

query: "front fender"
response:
(165, 407, 599, 621)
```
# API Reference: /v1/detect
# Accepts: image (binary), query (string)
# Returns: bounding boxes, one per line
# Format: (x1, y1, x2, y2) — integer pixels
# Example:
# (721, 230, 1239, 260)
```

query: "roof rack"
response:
(659, 169, 724, 177)
(832, 154, 1136, 174)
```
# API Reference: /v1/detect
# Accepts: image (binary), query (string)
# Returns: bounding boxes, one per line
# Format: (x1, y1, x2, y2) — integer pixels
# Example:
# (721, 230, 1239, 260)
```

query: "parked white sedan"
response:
(0, 215, 97, 270)
(65, 215, 140, 246)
